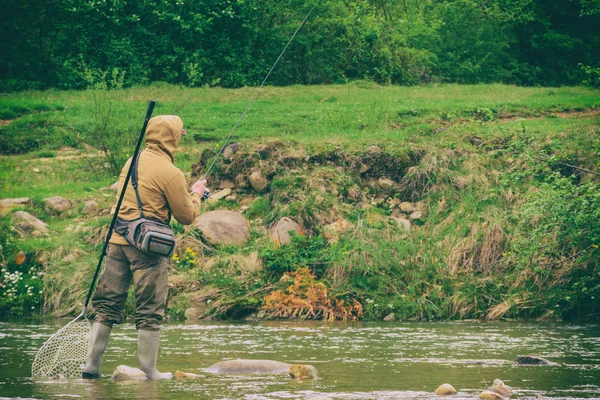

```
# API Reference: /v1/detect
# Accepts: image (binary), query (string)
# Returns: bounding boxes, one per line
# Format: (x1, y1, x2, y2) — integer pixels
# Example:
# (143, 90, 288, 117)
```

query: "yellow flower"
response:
(593, 244, 599, 249)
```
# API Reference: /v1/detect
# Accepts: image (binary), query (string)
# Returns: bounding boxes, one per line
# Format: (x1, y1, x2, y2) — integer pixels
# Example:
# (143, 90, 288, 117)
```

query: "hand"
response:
(191, 179, 207, 196)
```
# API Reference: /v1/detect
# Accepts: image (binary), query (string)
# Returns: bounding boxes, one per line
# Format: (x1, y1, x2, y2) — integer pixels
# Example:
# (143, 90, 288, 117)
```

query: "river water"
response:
(0, 320, 599, 399)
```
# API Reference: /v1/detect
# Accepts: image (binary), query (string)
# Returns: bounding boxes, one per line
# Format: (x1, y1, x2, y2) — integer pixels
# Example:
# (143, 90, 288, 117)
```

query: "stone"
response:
(207, 188, 232, 203)
(240, 197, 256, 206)
(205, 359, 291, 374)
(110, 181, 120, 192)
(289, 364, 318, 379)
(82, 200, 98, 214)
(435, 383, 458, 395)
(394, 217, 412, 231)
(308, 397, 333, 400)
(194, 210, 250, 246)
(514, 355, 559, 366)
(111, 365, 147, 381)
(225, 194, 237, 201)
(31, 230, 43, 238)
(235, 174, 250, 188)
(409, 210, 423, 221)
(223, 143, 240, 161)
(400, 202, 415, 213)
(33, 168, 41, 173)
(174, 370, 203, 378)
(377, 177, 394, 190)
(270, 217, 304, 246)
(479, 390, 503, 400)
(12, 211, 49, 233)
(185, 306, 207, 320)
(248, 170, 268, 192)
(490, 379, 512, 396)
(1, 197, 30, 207)
(43, 196, 72, 213)
(383, 312, 396, 321)
(219, 180, 236, 189)
(389, 198, 401, 207)
(323, 219, 353, 243)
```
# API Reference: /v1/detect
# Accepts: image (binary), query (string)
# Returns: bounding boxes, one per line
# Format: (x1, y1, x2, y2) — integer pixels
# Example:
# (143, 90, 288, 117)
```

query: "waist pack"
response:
(115, 217, 176, 258)
(114, 152, 176, 258)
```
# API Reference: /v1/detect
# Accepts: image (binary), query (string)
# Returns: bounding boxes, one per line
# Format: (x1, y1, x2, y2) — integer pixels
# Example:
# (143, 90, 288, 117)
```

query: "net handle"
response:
(83, 101, 156, 313)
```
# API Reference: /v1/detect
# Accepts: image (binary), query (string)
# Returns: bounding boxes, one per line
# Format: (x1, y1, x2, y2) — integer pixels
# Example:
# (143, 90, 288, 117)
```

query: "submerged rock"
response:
(490, 379, 512, 396)
(173, 370, 203, 378)
(514, 355, 559, 366)
(205, 359, 291, 374)
(111, 365, 147, 381)
(434, 383, 457, 395)
(479, 390, 503, 400)
(289, 364, 318, 379)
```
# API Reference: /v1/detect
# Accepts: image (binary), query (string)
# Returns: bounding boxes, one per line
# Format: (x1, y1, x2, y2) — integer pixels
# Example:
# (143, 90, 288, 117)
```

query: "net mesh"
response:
(32, 314, 91, 379)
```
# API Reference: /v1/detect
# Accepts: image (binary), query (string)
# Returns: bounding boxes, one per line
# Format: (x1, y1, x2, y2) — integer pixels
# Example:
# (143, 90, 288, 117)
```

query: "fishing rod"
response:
(201, 3, 317, 182)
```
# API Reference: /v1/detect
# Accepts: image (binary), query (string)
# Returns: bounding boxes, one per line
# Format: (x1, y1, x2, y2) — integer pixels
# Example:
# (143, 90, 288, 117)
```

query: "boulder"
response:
(43, 196, 72, 213)
(1, 197, 30, 207)
(514, 355, 559, 366)
(400, 202, 415, 213)
(194, 210, 250, 246)
(81, 200, 98, 214)
(12, 211, 49, 233)
(490, 379, 512, 396)
(207, 188, 232, 203)
(184, 306, 207, 320)
(434, 383, 458, 395)
(205, 359, 291, 374)
(223, 143, 240, 161)
(111, 365, 147, 381)
(323, 219, 353, 243)
(219, 180, 236, 189)
(289, 364, 318, 379)
(377, 177, 395, 190)
(394, 217, 412, 231)
(248, 170, 268, 192)
(479, 390, 503, 400)
(383, 312, 396, 322)
(270, 217, 304, 246)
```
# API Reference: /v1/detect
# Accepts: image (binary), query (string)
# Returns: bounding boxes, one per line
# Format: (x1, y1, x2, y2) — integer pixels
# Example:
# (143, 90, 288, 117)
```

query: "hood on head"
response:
(145, 115, 183, 161)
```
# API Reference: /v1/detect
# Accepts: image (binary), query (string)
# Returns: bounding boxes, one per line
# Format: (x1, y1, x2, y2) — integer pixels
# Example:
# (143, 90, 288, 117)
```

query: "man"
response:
(82, 115, 208, 379)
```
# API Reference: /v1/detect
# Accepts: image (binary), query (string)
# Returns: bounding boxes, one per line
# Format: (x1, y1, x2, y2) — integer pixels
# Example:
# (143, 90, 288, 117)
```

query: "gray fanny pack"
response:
(114, 153, 176, 258)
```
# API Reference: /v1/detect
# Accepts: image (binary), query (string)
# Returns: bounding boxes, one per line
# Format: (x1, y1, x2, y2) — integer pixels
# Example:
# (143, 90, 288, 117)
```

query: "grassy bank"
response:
(1, 83, 599, 321)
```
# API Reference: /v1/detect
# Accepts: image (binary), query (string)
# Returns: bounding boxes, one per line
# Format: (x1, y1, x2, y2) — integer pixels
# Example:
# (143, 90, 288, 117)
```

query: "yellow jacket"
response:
(109, 115, 201, 245)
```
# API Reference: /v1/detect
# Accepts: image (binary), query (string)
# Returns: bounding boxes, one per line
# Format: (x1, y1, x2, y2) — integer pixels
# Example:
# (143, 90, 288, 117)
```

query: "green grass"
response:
(1, 82, 599, 321)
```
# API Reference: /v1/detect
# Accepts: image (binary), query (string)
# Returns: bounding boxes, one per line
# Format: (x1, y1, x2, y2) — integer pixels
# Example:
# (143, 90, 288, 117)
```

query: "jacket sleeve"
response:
(163, 171, 202, 225)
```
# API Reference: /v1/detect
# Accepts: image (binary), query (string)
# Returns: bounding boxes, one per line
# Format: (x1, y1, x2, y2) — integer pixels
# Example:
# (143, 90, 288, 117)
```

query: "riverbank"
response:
(1, 83, 599, 321)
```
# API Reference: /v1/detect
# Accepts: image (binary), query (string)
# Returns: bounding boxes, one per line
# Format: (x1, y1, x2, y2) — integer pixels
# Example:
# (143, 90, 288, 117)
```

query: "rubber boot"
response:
(82, 323, 112, 379)
(137, 330, 173, 379)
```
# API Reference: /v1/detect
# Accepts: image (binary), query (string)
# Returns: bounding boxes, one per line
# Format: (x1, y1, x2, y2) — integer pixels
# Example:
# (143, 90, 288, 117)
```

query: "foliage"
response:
(261, 267, 363, 321)
(260, 233, 331, 278)
(172, 247, 198, 271)
(580, 64, 600, 88)
(1, 0, 599, 89)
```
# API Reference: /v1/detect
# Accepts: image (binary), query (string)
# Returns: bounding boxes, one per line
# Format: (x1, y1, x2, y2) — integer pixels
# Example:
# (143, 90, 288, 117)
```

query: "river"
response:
(1, 320, 599, 399)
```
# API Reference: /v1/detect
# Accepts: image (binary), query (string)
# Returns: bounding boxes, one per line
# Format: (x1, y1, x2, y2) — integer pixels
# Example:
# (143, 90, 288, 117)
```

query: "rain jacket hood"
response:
(145, 115, 183, 162)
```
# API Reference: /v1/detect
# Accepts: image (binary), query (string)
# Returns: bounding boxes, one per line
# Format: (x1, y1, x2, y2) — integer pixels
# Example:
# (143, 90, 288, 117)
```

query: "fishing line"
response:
(202, 2, 317, 180)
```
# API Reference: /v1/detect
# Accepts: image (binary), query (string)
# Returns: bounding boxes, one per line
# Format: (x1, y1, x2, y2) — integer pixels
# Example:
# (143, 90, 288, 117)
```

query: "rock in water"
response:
(490, 379, 512, 395)
(43, 196, 72, 213)
(479, 391, 503, 400)
(111, 365, 147, 380)
(434, 383, 458, 395)
(289, 364, 318, 379)
(205, 359, 291, 374)
(514, 355, 559, 366)
(173, 370, 203, 378)
(12, 211, 49, 233)
(383, 312, 396, 322)
(269, 217, 304, 246)
(194, 210, 250, 246)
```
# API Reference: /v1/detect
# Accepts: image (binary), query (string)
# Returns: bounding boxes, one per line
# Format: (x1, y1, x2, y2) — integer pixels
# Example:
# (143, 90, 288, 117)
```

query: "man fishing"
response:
(82, 115, 208, 379)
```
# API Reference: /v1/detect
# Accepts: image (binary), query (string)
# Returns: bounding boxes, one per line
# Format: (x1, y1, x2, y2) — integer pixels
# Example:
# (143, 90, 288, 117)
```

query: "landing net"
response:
(31, 314, 91, 379)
